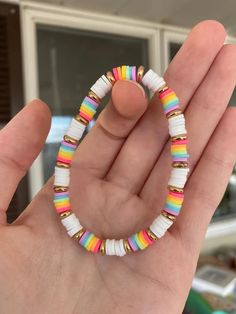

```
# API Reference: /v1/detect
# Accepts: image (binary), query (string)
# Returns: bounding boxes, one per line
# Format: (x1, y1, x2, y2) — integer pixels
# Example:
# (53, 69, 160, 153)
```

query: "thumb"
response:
(0, 99, 51, 225)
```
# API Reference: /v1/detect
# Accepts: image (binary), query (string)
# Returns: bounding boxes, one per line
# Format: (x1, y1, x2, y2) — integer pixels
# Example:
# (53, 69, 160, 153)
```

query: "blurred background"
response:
(1, 0, 236, 312)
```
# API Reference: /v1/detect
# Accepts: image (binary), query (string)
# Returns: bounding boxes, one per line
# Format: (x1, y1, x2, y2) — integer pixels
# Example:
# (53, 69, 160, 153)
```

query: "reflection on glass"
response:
(37, 24, 149, 182)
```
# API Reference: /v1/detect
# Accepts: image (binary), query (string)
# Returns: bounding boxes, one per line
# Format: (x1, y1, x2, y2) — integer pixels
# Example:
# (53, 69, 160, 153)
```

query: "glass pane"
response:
(168, 40, 236, 221)
(37, 24, 149, 182)
(169, 42, 182, 61)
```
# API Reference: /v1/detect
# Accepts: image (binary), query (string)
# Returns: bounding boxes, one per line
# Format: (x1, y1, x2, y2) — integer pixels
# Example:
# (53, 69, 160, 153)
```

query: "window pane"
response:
(37, 24, 149, 181)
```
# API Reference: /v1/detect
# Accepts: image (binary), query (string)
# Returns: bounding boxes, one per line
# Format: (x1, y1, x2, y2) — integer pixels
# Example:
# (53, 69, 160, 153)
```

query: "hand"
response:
(1, 20, 236, 314)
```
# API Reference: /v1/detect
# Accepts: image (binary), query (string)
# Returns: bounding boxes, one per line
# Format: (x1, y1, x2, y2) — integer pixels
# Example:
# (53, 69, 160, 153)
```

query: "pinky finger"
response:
(173, 107, 236, 252)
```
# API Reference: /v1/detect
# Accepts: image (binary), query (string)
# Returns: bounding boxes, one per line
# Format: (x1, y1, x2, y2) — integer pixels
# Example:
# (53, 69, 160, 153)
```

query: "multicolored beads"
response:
(53, 65, 189, 256)
(159, 87, 180, 115)
(54, 191, 70, 214)
(164, 190, 184, 217)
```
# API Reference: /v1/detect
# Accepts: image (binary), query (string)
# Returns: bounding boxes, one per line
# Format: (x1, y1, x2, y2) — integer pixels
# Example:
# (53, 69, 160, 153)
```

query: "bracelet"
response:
(53, 65, 189, 256)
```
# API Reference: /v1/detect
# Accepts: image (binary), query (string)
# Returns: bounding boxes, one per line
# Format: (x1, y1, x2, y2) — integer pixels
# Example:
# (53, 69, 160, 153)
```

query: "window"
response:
(36, 25, 149, 182)
(0, 2, 28, 222)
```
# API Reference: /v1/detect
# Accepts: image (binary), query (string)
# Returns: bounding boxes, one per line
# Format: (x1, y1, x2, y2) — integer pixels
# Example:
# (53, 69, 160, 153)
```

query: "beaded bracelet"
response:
(53, 65, 189, 256)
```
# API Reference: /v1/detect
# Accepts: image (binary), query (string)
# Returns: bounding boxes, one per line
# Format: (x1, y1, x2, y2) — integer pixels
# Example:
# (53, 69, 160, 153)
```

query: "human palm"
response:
(1, 21, 236, 314)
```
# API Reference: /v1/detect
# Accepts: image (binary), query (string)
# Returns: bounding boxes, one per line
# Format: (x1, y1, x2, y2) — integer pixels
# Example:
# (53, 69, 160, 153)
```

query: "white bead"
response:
(54, 167, 70, 186)
(119, 239, 126, 256)
(91, 76, 111, 99)
(61, 213, 82, 235)
(168, 168, 189, 188)
(105, 239, 110, 255)
(105, 239, 113, 256)
(110, 239, 116, 255)
(142, 69, 156, 86)
(168, 114, 187, 137)
(142, 69, 165, 92)
(149, 214, 173, 238)
(66, 118, 86, 140)
(101, 75, 113, 89)
(114, 240, 122, 256)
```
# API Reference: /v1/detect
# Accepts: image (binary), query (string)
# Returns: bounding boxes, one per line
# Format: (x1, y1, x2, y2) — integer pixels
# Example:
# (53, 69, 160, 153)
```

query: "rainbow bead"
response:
(159, 87, 180, 115)
(171, 139, 189, 162)
(164, 191, 184, 216)
(57, 141, 76, 164)
(79, 96, 99, 122)
(54, 191, 71, 213)
(112, 66, 137, 82)
(79, 230, 102, 253)
(128, 229, 153, 251)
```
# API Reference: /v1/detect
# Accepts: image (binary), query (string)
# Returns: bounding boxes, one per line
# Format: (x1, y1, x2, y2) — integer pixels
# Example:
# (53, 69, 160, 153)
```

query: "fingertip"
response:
(24, 99, 52, 138)
(193, 20, 226, 38)
(187, 20, 226, 52)
(111, 80, 148, 119)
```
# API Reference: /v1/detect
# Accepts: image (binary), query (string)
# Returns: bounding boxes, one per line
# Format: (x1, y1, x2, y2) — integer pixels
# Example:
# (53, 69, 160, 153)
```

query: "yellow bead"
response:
(166, 109, 182, 119)
(137, 65, 145, 83)
(63, 135, 78, 145)
(75, 114, 89, 126)
(172, 162, 189, 169)
(171, 134, 187, 142)
(121, 65, 127, 80)
(100, 240, 106, 255)
(54, 186, 69, 193)
(88, 90, 101, 104)
(106, 71, 116, 85)
(60, 211, 72, 219)
(146, 228, 158, 241)
(73, 228, 85, 240)
(168, 185, 184, 193)
(123, 239, 132, 253)
(56, 161, 70, 169)
(161, 210, 176, 222)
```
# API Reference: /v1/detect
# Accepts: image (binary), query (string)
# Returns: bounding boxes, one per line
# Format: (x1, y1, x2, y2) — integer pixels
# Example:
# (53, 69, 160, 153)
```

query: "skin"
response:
(0, 20, 236, 314)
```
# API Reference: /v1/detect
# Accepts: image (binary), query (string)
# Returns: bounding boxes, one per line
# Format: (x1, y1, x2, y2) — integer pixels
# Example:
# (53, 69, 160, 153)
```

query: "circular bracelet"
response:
(53, 65, 189, 256)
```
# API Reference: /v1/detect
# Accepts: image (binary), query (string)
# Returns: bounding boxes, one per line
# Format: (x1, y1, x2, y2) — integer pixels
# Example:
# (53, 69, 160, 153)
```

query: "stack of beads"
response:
(53, 65, 189, 256)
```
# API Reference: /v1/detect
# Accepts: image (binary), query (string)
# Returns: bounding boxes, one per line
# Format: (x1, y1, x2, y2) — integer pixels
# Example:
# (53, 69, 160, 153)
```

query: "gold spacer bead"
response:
(75, 114, 89, 126)
(88, 90, 101, 104)
(100, 240, 106, 255)
(56, 161, 70, 169)
(106, 71, 116, 85)
(123, 239, 132, 253)
(166, 109, 182, 119)
(161, 210, 176, 222)
(171, 134, 187, 141)
(54, 186, 69, 193)
(137, 65, 145, 83)
(172, 162, 189, 169)
(73, 228, 85, 240)
(168, 185, 184, 193)
(158, 84, 168, 93)
(60, 211, 72, 219)
(146, 228, 158, 241)
(63, 135, 78, 145)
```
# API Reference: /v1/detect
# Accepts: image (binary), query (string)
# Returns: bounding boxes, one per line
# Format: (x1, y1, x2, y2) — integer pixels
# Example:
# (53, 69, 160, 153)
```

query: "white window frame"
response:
(162, 29, 236, 242)
(21, 1, 161, 198)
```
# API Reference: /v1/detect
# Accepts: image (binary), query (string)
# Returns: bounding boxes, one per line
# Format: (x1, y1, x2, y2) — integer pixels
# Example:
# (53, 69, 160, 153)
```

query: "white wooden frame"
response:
(21, 1, 161, 198)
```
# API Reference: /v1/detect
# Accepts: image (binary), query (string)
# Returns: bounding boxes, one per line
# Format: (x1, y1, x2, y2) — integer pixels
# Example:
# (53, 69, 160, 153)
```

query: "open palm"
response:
(1, 20, 236, 314)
